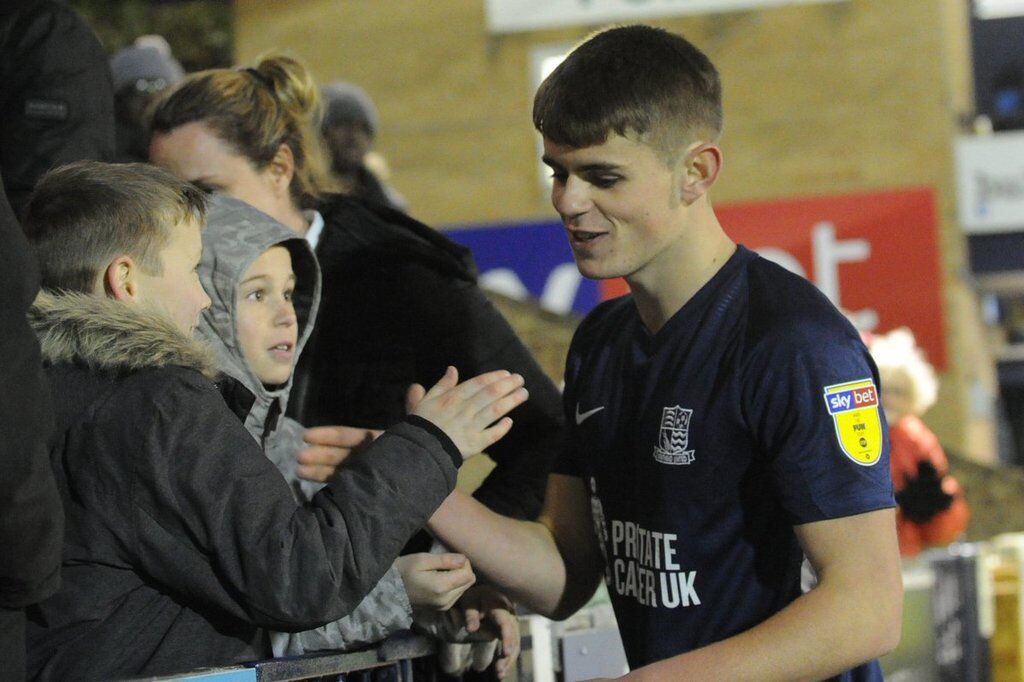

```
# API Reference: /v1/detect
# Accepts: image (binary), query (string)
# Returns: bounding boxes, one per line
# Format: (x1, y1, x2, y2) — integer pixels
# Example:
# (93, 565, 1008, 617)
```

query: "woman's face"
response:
(149, 121, 296, 227)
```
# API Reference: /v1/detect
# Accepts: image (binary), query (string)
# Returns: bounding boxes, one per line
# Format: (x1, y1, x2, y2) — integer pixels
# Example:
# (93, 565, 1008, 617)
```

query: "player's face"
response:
(236, 246, 299, 386)
(135, 217, 211, 336)
(543, 133, 685, 283)
(150, 121, 295, 229)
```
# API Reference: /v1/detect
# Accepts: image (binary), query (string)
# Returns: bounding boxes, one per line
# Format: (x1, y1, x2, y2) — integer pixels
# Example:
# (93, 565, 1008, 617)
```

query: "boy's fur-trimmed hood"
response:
(29, 290, 216, 377)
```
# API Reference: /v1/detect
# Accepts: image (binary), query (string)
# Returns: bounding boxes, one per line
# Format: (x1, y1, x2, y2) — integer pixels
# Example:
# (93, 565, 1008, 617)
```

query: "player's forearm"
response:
(622, 569, 903, 681)
(427, 490, 572, 616)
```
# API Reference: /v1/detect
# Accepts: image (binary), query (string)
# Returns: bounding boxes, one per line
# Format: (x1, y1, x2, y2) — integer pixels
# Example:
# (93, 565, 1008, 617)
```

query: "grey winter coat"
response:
(198, 196, 414, 655)
(25, 289, 460, 680)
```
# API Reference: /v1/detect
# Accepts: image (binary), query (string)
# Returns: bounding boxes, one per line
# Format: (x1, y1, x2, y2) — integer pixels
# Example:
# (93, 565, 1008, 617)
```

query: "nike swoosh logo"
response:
(575, 404, 605, 425)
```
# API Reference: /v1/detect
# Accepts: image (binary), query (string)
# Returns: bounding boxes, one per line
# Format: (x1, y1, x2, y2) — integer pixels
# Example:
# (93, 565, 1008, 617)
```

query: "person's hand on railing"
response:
(396, 552, 476, 611)
(406, 367, 528, 459)
(413, 584, 520, 679)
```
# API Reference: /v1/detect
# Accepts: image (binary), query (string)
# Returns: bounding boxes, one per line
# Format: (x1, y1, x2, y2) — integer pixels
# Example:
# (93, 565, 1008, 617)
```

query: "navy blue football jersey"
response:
(556, 245, 894, 679)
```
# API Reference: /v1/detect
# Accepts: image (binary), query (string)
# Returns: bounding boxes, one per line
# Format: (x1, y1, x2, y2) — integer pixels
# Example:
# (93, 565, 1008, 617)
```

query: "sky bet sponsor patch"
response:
(823, 379, 883, 466)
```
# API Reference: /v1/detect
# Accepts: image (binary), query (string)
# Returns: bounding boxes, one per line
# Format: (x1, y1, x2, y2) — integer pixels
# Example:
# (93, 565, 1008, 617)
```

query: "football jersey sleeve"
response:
(742, 318, 895, 525)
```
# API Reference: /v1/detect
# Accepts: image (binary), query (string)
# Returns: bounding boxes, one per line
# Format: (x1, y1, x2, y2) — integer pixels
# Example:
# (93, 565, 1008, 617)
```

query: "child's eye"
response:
(246, 289, 264, 302)
(284, 289, 294, 302)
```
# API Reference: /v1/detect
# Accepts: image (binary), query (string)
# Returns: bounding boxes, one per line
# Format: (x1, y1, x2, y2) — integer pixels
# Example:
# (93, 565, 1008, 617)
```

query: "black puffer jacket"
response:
(290, 195, 564, 522)
(0, 0, 114, 216)
(25, 292, 460, 681)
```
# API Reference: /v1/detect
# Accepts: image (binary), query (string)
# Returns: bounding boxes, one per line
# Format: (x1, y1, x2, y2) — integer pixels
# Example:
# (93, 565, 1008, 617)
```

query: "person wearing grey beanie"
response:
(110, 37, 184, 163)
(320, 81, 407, 211)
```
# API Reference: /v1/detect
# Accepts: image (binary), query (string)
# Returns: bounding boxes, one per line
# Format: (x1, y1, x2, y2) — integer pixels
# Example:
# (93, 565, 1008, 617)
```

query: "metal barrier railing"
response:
(126, 631, 437, 682)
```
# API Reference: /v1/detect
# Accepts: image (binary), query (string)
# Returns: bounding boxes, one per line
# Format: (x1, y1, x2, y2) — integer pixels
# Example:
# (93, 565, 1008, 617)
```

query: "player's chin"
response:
(572, 257, 619, 281)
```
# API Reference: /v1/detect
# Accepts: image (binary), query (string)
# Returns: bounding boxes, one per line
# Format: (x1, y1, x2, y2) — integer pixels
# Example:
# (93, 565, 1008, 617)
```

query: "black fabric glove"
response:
(896, 460, 955, 523)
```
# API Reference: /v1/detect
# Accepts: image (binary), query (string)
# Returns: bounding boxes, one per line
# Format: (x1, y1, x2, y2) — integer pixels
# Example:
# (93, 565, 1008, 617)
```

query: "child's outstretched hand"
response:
(396, 552, 476, 611)
(407, 367, 528, 459)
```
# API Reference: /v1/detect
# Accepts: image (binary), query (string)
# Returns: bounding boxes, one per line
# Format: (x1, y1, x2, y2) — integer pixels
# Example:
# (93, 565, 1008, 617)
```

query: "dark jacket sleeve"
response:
(0, 173, 62, 610)
(112, 370, 457, 632)
(0, 1, 115, 216)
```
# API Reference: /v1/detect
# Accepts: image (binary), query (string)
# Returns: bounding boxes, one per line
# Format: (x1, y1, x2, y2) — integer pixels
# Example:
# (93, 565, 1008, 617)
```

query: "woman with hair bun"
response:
(149, 54, 339, 231)
(149, 53, 559, 676)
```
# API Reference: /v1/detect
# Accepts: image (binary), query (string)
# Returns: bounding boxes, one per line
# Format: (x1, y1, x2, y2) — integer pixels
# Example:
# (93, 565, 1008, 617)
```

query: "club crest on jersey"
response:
(653, 406, 695, 465)
(823, 379, 882, 466)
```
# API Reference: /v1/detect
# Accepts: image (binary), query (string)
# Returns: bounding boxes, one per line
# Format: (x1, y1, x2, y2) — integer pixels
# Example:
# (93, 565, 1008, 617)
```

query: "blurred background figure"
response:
(0, 0, 114, 217)
(870, 327, 971, 557)
(110, 36, 184, 163)
(320, 81, 408, 212)
(0, 174, 62, 682)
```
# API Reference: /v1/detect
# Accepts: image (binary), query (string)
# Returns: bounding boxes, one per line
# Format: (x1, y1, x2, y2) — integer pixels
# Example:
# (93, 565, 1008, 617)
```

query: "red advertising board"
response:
(722, 187, 946, 368)
(601, 187, 947, 368)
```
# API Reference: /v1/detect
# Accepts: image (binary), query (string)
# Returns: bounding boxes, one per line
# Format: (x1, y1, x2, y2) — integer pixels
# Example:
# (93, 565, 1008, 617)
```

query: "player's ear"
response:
(678, 141, 722, 205)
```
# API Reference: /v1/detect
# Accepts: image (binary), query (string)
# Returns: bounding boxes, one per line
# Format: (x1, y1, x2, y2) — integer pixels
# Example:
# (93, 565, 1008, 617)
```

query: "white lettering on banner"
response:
(755, 222, 878, 332)
(609, 519, 698, 609)
(479, 265, 583, 315)
(486, 0, 847, 33)
(479, 268, 530, 299)
(541, 263, 583, 314)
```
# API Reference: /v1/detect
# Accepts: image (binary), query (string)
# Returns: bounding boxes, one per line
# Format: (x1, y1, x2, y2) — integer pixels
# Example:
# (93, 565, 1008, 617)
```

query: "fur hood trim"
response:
(29, 291, 216, 377)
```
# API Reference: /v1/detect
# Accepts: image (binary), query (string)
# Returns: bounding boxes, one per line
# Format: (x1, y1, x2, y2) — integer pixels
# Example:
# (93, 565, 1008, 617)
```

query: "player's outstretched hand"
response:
(407, 366, 528, 459)
(296, 425, 381, 482)
(396, 552, 476, 611)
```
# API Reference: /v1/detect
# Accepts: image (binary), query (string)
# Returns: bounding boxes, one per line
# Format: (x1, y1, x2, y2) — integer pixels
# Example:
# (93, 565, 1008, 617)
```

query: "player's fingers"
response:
(406, 383, 427, 413)
(423, 366, 459, 399)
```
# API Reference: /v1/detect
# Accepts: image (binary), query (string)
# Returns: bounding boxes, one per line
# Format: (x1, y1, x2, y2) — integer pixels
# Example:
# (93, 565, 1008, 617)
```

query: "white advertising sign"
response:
(486, 0, 846, 34)
(974, 0, 1024, 19)
(956, 131, 1024, 234)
